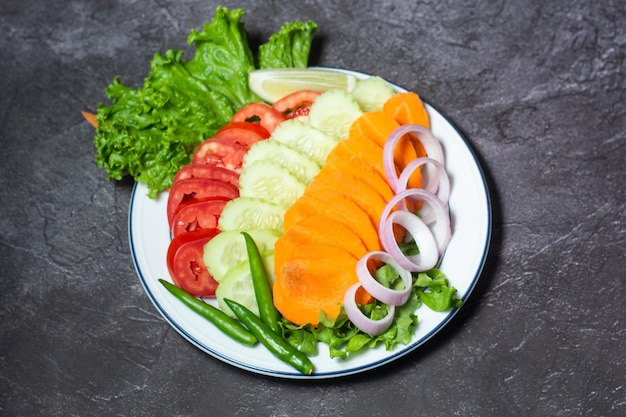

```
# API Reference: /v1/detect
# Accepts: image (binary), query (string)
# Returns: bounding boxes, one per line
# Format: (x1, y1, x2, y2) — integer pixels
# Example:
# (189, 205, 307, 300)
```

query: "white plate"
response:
(129, 70, 492, 379)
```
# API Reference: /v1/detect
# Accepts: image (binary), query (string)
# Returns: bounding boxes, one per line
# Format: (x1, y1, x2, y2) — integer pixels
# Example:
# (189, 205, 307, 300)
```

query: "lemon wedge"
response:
(249, 68, 358, 103)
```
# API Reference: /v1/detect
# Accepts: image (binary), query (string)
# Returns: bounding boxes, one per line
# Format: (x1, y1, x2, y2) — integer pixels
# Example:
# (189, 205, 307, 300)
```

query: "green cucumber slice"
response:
(270, 119, 338, 166)
(239, 160, 307, 208)
(308, 89, 363, 140)
(218, 196, 285, 232)
(351, 76, 396, 112)
(243, 140, 321, 185)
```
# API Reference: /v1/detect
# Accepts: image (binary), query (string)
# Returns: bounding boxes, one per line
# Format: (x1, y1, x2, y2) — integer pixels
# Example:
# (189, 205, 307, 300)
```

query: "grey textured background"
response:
(1, 0, 624, 416)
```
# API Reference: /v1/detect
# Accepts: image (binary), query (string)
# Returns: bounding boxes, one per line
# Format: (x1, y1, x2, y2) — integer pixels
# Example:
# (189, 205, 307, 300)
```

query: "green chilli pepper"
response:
(158, 279, 257, 346)
(224, 298, 314, 375)
(241, 231, 282, 334)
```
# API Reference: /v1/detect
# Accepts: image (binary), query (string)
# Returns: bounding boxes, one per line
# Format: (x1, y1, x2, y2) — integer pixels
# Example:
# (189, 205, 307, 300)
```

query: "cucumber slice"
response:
(308, 89, 363, 140)
(239, 160, 307, 208)
(270, 119, 338, 166)
(216, 258, 257, 317)
(248, 68, 358, 103)
(215, 250, 276, 318)
(351, 76, 396, 112)
(203, 228, 280, 283)
(218, 196, 285, 232)
(243, 140, 321, 185)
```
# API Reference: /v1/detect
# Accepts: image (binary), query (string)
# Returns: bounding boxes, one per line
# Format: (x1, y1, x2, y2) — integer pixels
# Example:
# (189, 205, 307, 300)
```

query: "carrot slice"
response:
(306, 167, 388, 228)
(272, 237, 291, 284)
(325, 152, 394, 202)
(283, 189, 381, 252)
(332, 134, 386, 179)
(81, 111, 98, 128)
(355, 286, 375, 305)
(279, 215, 369, 259)
(349, 111, 400, 147)
(273, 244, 359, 326)
(382, 91, 430, 130)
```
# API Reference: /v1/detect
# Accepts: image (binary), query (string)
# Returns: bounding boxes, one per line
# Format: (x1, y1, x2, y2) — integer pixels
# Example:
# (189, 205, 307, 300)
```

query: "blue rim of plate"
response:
(128, 71, 492, 379)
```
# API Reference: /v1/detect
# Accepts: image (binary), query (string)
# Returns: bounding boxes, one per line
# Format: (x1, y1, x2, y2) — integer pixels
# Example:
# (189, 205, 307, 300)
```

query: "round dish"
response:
(129, 70, 492, 379)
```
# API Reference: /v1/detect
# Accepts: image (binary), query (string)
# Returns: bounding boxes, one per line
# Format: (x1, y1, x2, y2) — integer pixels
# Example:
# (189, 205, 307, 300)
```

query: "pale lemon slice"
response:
(249, 68, 358, 103)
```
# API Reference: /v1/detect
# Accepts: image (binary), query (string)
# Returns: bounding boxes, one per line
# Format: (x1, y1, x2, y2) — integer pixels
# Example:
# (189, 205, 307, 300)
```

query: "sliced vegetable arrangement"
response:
(160, 71, 461, 371)
(87, 6, 464, 375)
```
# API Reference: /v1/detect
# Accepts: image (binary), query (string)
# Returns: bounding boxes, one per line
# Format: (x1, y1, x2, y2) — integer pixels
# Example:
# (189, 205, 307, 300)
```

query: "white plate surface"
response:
(129, 70, 492, 379)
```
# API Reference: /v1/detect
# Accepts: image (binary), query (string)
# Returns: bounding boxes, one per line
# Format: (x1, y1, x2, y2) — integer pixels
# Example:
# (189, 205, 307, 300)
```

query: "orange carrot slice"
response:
(273, 220, 374, 314)
(333, 134, 386, 179)
(325, 152, 394, 202)
(81, 111, 98, 128)
(382, 91, 430, 130)
(349, 110, 400, 145)
(280, 215, 369, 259)
(283, 189, 381, 252)
(273, 244, 359, 326)
(306, 167, 388, 228)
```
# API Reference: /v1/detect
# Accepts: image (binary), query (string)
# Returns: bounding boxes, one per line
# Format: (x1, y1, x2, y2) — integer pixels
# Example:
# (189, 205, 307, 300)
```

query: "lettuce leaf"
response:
(258, 20, 318, 69)
(416, 269, 463, 311)
(184, 7, 258, 110)
(93, 6, 317, 197)
(95, 49, 234, 197)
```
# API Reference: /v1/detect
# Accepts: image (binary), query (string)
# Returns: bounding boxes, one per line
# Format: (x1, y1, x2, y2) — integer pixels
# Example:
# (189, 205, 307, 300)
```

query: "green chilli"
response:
(158, 279, 257, 346)
(241, 231, 282, 334)
(225, 298, 314, 375)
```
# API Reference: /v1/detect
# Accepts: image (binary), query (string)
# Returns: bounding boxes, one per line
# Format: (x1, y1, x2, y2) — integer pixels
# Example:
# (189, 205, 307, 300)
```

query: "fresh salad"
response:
(87, 6, 461, 375)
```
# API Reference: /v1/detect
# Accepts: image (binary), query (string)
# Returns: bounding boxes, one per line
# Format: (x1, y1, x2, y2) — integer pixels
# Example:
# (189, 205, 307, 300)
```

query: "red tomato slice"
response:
(170, 196, 229, 237)
(172, 164, 240, 189)
(192, 137, 248, 172)
(231, 102, 287, 134)
(272, 90, 321, 121)
(217, 121, 270, 140)
(166, 228, 220, 297)
(214, 122, 269, 149)
(167, 178, 238, 226)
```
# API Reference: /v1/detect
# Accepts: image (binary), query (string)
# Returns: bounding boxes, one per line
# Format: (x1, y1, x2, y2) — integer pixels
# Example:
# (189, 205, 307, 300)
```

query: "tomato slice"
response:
(172, 164, 240, 189)
(272, 90, 321, 121)
(214, 122, 269, 149)
(167, 178, 238, 226)
(166, 228, 220, 297)
(231, 102, 287, 134)
(192, 137, 249, 172)
(170, 196, 230, 237)
(217, 121, 270, 140)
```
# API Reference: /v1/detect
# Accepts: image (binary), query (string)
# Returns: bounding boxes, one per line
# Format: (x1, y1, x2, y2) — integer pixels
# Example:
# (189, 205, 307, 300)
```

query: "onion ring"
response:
(379, 188, 451, 255)
(343, 283, 396, 336)
(380, 211, 439, 272)
(356, 251, 413, 305)
(382, 124, 445, 191)
(397, 157, 450, 206)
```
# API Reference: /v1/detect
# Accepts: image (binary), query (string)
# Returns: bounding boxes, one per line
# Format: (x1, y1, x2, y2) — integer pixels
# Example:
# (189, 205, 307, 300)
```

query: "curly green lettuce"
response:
(93, 6, 318, 198)
(258, 19, 318, 69)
